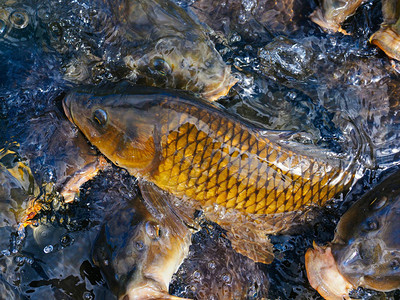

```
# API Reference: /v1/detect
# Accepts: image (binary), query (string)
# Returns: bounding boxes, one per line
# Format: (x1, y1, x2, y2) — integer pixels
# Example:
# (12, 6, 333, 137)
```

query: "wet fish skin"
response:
(92, 190, 191, 300)
(331, 170, 400, 291)
(64, 85, 355, 263)
(306, 170, 400, 299)
(64, 85, 354, 214)
(109, 0, 237, 101)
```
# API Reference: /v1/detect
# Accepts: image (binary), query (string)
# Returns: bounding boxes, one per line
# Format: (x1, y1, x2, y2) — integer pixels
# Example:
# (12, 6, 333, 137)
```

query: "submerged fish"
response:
(115, 0, 237, 101)
(63, 85, 357, 264)
(306, 170, 400, 299)
(41, 0, 236, 101)
(10, 107, 109, 228)
(93, 187, 192, 300)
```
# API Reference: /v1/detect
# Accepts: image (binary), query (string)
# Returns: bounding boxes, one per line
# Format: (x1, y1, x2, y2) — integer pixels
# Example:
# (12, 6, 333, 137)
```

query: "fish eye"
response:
(135, 241, 144, 251)
(370, 196, 387, 210)
(390, 258, 400, 270)
(93, 109, 107, 127)
(152, 58, 171, 76)
(145, 221, 161, 240)
(363, 218, 379, 232)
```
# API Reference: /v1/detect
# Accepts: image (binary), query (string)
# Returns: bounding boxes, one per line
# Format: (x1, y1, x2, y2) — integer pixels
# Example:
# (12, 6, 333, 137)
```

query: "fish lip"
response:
(201, 66, 238, 101)
(62, 94, 74, 124)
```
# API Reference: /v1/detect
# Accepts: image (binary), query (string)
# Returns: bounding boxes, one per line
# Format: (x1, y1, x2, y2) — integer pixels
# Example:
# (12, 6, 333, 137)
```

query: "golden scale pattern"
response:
(153, 99, 353, 215)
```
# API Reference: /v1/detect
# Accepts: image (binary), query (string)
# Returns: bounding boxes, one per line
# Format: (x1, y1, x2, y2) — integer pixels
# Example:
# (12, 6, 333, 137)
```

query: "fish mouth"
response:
(200, 66, 238, 101)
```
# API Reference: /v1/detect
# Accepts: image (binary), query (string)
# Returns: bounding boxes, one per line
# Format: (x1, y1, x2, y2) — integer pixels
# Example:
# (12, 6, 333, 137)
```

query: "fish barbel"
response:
(64, 85, 357, 263)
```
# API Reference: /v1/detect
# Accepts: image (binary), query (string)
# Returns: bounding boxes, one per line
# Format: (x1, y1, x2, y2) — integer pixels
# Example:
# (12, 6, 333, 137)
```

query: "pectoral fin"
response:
(224, 223, 274, 264)
(138, 180, 199, 233)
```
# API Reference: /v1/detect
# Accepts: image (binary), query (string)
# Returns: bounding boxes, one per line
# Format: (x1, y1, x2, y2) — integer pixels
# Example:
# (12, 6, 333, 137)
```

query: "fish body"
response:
(306, 169, 400, 299)
(115, 0, 237, 100)
(48, 0, 236, 100)
(64, 85, 356, 263)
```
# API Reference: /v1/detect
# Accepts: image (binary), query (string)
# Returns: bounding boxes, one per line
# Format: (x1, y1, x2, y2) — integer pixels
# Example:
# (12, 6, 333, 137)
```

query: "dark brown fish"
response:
(93, 186, 192, 300)
(306, 170, 400, 299)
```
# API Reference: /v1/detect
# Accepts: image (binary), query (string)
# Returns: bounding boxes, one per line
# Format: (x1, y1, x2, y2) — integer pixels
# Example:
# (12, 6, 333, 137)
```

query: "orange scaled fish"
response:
(63, 85, 357, 264)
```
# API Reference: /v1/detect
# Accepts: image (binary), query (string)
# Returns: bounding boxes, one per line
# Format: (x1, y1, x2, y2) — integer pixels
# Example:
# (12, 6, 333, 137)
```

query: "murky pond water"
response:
(1, 0, 400, 299)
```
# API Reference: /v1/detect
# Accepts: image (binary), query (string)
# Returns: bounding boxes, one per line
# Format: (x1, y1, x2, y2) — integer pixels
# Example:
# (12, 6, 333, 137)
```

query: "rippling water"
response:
(1, 0, 400, 299)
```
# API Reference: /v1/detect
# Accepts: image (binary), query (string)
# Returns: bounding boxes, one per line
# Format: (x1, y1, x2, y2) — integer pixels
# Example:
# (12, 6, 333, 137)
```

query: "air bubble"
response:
(222, 273, 231, 283)
(9, 10, 29, 29)
(135, 241, 144, 251)
(43, 244, 54, 253)
(15, 256, 25, 266)
(192, 270, 202, 280)
(37, 7, 51, 23)
(83, 291, 94, 300)
(208, 261, 216, 270)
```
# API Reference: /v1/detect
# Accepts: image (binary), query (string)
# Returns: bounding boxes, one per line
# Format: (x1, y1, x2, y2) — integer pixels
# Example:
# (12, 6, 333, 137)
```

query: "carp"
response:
(306, 169, 400, 299)
(35, 0, 237, 100)
(115, 0, 237, 101)
(93, 187, 192, 300)
(63, 85, 357, 264)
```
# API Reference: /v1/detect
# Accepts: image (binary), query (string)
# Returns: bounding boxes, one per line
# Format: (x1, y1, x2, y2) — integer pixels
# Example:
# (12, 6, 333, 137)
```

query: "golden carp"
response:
(63, 85, 356, 263)
(306, 169, 400, 299)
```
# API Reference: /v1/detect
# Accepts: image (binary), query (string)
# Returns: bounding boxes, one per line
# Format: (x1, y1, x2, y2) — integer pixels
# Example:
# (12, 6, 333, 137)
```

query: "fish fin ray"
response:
(224, 224, 274, 264)
(138, 180, 197, 235)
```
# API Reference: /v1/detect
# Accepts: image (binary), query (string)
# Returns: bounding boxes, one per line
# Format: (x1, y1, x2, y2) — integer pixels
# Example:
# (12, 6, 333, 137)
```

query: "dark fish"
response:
(64, 85, 357, 263)
(306, 170, 400, 299)
(38, 0, 236, 100)
(114, 0, 237, 101)
(12, 107, 109, 227)
(92, 188, 192, 300)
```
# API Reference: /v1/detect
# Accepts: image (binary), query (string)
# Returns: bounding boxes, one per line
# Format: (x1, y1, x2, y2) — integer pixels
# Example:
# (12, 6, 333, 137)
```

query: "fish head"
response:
(127, 36, 237, 101)
(92, 197, 190, 299)
(117, 0, 237, 101)
(331, 174, 400, 291)
(63, 89, 163, 174)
